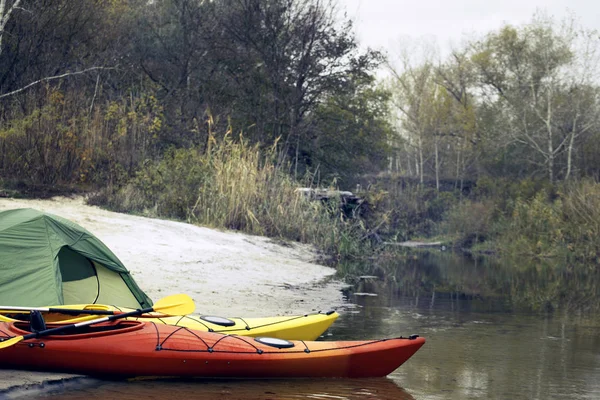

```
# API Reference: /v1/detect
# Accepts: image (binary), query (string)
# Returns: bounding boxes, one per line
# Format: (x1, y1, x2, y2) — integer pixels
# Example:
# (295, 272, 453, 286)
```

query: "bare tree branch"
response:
(0, 0, 23, 57)
(0, 66, 114, 99)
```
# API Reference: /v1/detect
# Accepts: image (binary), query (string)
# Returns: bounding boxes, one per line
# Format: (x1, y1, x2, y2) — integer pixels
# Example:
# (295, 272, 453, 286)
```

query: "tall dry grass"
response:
(94, 130, 367, 259)
(190, 132, 338, 243)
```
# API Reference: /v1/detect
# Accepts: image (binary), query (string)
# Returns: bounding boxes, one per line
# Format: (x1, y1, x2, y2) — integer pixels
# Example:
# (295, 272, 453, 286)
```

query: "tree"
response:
(133, 0, 214, 148)
(0, 0, 24, 58)
(435, 49, 479, 188)
(0, 0, 27, 56)
(304, 75, 393, 185)
(560, 28, 600, 179)
(207, 0, 380, 173)
(471, 14, 600, 182)
(388, 41, 454, 187)
(388, 62, 433, 184)
(130, 0, 382, 180)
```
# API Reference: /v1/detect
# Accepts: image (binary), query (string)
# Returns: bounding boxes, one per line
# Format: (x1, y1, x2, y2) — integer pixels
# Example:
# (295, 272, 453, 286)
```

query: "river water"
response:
(33, 251, 600, 399)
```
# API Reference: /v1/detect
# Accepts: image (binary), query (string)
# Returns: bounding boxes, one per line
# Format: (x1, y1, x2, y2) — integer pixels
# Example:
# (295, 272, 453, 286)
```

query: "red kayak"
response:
(0, 320, 425, 378)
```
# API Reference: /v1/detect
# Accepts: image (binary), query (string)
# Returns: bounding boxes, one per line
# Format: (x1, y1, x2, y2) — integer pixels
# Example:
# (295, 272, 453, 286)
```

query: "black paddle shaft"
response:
(46, 308, 115, 316)
(22, 307, 154, 340)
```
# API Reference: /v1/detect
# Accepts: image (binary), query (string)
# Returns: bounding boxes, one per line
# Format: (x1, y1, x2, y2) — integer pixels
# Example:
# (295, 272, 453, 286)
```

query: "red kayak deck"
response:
(0, 321, 425, 378)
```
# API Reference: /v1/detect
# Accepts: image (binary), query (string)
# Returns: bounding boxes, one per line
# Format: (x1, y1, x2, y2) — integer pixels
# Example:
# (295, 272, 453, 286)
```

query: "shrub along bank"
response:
(371, 176, 600, 265)
(89, 133, 370, 261)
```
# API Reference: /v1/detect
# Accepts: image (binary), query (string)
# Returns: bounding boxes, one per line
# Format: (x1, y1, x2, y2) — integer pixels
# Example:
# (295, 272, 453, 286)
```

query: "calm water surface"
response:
(331, 294, 600, 400)
(35, 252, 600, 399)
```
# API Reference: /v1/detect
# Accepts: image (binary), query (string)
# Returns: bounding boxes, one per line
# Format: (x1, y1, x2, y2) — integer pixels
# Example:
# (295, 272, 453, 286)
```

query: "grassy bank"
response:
(89, 132, 370, 260)
(329, 174, 600, 267)
(438, 178, 600, 264)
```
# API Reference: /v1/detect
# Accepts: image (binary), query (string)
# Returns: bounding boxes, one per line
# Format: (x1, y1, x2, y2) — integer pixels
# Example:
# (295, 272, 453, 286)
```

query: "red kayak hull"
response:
(0, 321, 425, 378)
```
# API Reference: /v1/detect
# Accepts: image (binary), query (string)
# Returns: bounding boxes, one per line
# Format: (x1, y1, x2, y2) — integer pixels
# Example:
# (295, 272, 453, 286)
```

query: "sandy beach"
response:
(0, 196, 349, 395)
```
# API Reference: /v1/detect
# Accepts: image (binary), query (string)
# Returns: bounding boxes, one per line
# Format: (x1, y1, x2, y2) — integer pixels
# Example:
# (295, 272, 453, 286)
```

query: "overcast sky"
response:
(339, 0, 600, 57)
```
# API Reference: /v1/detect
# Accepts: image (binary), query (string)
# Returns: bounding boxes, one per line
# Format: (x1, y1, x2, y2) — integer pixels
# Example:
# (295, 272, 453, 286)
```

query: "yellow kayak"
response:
(0, 304, 338, 341)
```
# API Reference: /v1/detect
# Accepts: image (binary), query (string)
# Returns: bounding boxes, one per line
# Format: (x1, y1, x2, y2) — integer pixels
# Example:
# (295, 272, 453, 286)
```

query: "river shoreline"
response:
(0, 196, 349, 396)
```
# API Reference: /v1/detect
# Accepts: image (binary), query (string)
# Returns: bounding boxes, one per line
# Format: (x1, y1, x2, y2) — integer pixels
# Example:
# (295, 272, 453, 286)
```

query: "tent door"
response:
(58, 247, 100, 304)
(58, 247, 143, 308)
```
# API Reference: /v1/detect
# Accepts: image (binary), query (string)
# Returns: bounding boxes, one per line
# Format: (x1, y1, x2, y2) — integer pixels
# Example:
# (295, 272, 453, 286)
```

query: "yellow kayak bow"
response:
(0, 304, 338, 341)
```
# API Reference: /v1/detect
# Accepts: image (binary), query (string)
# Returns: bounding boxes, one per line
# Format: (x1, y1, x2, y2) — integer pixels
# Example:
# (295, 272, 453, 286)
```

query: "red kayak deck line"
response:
(0, 321, 425, 378)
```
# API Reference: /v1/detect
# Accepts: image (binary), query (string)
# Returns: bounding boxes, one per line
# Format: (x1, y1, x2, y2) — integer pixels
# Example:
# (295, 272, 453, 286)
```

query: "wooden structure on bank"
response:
(296, 188, 366, 218)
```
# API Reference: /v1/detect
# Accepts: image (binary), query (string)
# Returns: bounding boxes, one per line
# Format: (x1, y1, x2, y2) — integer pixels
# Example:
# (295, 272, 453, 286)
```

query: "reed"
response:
(97, 131, 367, 259)
(190, 132, 367, 257)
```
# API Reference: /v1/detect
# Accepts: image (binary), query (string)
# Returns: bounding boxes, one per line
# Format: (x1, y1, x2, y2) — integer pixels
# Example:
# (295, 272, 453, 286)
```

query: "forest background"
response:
(1, 0, 600, 268)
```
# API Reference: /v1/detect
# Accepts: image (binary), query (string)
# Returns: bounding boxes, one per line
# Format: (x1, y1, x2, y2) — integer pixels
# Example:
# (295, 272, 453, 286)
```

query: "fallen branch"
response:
(0, 66, 114, 99)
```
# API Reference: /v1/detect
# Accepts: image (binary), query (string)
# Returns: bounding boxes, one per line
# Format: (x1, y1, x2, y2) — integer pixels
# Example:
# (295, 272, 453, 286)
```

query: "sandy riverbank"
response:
(0, 196, 349, 395)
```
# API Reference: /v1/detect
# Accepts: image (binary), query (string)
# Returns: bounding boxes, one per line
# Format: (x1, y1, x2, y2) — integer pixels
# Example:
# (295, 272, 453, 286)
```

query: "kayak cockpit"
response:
(10, 320, 145, 339)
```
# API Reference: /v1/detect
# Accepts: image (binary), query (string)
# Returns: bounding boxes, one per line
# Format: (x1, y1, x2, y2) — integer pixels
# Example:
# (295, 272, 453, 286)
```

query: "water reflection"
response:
(341, 250, 600, 314)
(329, 301, 600, 399)
(37, 377, 416, 400)
(329, 250, 600, 400)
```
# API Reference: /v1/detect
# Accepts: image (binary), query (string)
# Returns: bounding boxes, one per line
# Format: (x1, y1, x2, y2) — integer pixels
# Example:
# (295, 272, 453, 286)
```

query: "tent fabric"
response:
(0, 208, 152, 308)
(62, 260, 144, 306)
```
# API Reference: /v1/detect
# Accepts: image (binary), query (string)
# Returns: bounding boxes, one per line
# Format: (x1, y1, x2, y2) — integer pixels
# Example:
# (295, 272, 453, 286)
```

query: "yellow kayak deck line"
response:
(0, 304, 339, 341)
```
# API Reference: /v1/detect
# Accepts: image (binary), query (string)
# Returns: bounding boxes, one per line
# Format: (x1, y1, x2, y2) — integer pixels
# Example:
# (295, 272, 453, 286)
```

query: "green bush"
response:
(442, 199, 496, 247)
(366, 180, 461, 241)
(496, 191, 565, 258)
(560, 179, 600, 262)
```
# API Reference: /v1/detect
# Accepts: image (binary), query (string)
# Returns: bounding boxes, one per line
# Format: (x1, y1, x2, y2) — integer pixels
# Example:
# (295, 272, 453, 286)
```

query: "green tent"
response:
(0, 208, 152, 308)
